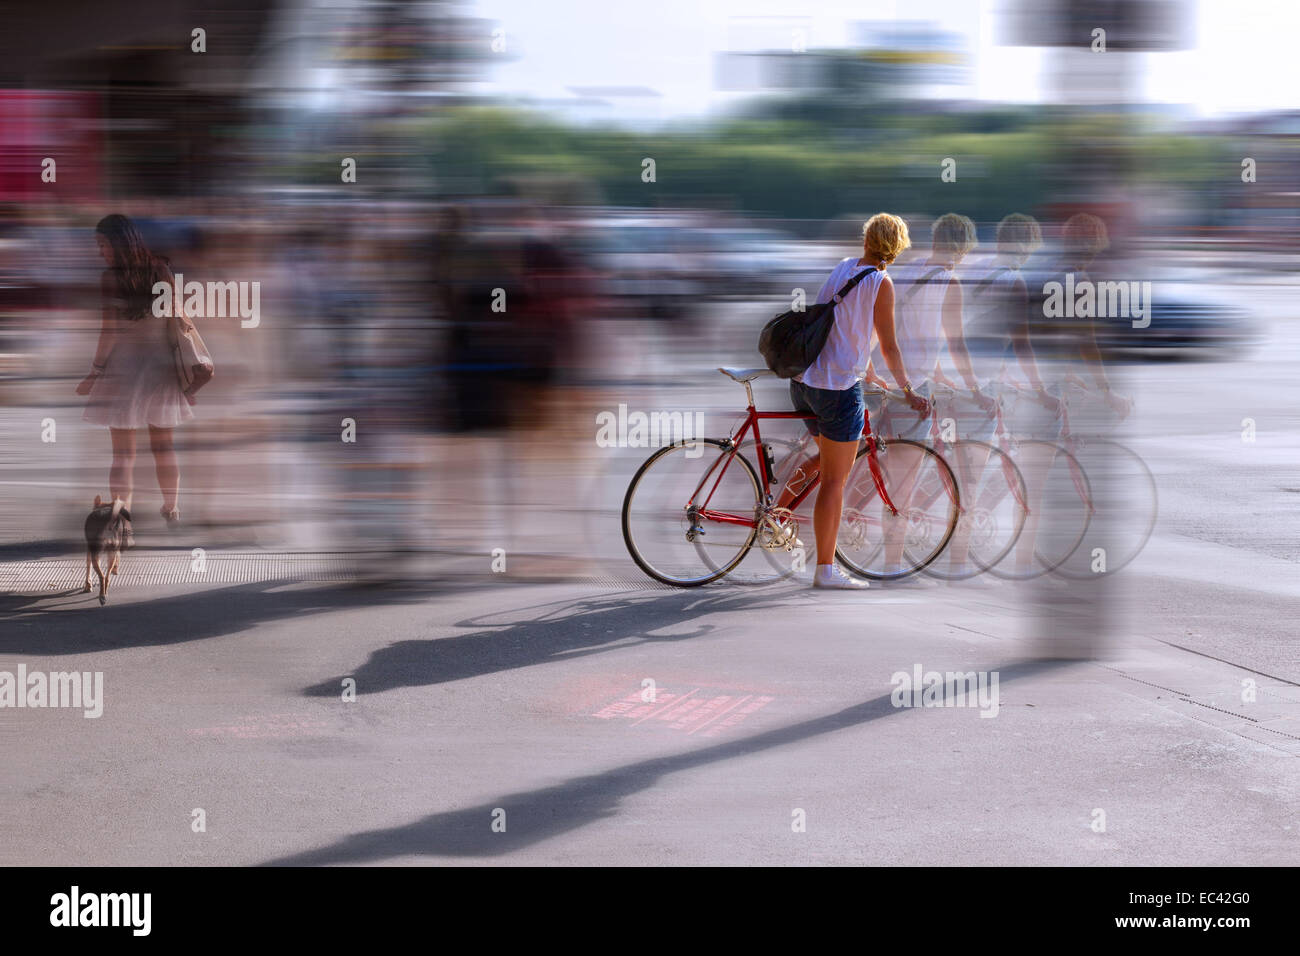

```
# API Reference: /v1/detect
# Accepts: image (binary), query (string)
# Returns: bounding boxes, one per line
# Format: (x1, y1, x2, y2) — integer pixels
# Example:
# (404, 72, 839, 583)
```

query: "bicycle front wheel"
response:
(925, 439, 1028, 580)
(1050, 439, 1157, 579)
(621, 438, 761, 587)
(836, 438, 960, 580)
(990, 439, 1091, 580)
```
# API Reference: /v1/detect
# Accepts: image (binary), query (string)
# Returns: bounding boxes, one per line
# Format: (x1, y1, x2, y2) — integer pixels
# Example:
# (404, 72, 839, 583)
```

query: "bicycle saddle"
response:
(718, 367, 774, 383)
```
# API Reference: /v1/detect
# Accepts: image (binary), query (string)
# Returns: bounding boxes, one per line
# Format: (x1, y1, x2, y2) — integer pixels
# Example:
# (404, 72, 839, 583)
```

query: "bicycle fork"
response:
(864, 438, 902, 517)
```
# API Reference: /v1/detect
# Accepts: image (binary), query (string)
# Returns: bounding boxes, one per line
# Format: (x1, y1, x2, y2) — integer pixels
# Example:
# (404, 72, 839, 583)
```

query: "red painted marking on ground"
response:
(631, 688, 699, 725)
(698, 695, 777, 737)
(557, 672, 785, 716)
(593, 686, 776, 736)
(685, 695, 751, 735)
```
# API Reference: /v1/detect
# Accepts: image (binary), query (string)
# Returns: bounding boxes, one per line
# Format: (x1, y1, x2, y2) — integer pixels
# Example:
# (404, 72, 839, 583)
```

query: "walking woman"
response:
(77, 214, 192, 531)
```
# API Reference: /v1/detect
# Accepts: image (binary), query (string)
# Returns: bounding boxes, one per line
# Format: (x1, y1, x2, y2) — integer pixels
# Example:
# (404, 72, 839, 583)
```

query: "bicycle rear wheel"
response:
(621, 438, 761, 587)
(836, 438, 960, 580)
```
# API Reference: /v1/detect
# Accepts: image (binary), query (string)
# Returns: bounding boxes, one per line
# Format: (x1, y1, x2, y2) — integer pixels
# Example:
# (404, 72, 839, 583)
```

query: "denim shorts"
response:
(790, 379, 865, 443)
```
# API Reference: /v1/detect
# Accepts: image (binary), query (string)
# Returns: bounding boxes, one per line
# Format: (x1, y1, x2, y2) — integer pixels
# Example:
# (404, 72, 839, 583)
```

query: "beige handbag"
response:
(168, 291, 214, 402)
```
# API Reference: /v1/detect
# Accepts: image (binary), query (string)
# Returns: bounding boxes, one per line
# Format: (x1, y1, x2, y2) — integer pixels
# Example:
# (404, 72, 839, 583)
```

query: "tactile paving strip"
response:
(0, 551, 361, 591)
(0, 550, 676, 592)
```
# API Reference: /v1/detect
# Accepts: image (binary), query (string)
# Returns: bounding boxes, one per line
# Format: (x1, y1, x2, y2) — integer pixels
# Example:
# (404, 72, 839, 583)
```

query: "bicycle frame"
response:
(897, 382, 1094, 521)
(685, 392, 902, 532)
(877, 386, 1031, 517)
(996, 383, 1096, 518)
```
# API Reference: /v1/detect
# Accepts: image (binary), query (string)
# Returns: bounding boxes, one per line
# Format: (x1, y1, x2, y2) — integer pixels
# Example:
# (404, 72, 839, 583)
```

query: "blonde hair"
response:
(1062, 213, 1109, 259)
(932, 213, 978, 257)
(996, 213, 1043, 258)
(861, 213, 911, 264)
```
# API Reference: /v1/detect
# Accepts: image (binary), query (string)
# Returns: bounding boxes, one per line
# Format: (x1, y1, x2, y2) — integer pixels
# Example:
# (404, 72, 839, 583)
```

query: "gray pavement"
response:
(1, 273, 1298, 866)
(2, 573, 1298, 866)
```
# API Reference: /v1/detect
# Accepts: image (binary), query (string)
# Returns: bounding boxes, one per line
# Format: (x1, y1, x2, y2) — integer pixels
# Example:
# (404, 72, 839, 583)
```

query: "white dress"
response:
(83, 271, 194, 429)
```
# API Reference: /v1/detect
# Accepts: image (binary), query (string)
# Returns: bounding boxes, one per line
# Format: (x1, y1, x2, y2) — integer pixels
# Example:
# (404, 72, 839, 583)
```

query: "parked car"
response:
(961, 251, 1261, 362)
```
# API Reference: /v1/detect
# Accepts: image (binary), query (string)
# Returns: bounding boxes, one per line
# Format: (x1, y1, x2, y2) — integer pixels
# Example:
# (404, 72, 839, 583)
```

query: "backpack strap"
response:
(971, 267, 1013, 297)
(829, 265, 877, 304)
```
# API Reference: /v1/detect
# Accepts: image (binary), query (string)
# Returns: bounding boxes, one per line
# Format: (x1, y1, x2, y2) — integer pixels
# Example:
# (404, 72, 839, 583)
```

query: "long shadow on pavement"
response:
(268, 658, 1070, 864)
(0, 580, 443, 655)
(301, 586, 806, 698)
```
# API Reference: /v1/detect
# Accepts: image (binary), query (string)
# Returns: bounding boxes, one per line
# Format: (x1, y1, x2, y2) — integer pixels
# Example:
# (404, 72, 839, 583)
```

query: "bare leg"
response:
(946, 441, 993, 572)
(811, 435, 860, 566)
(1013, 443, 1058, 574)
(149, 426, 179, 515)
(109, 428, 137, 512)
(881, 444, 924, 572)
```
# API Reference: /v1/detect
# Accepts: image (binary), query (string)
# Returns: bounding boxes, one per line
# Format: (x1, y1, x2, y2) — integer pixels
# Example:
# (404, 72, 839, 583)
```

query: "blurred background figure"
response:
(79, 213, 193, 532)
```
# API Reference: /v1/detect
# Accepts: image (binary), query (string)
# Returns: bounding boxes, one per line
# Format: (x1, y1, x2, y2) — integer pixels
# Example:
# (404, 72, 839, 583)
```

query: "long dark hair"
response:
(95, 214, 168, 320)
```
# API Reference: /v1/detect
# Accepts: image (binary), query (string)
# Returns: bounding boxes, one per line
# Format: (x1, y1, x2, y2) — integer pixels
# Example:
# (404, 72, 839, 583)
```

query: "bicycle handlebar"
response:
(861, 385, 909, 403)
(929, 383, 985, 401)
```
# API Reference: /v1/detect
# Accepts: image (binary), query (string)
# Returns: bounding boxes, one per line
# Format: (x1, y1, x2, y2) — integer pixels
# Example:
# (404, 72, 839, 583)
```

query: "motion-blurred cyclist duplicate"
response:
(776, 213, 930, 590)
(1044, 213, 1130, 418)
(961, 214, 1062, 576)
(864, 213, 985, 429)
(864, 213, 996, 578)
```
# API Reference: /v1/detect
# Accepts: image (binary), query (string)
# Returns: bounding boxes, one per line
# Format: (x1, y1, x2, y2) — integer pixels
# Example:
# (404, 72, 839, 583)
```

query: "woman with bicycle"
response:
(863, 214, 1009, 581)
(783, 213, 930, 589)
(621, 215, 962, 589)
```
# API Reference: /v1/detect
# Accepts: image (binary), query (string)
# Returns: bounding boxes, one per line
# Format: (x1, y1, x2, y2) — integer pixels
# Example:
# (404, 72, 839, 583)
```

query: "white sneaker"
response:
(812, 564, 870, 590)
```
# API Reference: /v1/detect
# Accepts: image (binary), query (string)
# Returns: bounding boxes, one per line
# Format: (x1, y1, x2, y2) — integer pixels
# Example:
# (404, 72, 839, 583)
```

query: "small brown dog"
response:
(84, 495, 132, 605)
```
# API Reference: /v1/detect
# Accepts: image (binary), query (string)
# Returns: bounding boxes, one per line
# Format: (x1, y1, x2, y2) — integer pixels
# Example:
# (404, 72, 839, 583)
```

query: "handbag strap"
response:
(169, 283, 196, 337)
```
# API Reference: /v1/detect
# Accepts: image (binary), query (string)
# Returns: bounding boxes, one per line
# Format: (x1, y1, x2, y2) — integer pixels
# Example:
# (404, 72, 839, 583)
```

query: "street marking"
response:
(594, 685, 776, 737)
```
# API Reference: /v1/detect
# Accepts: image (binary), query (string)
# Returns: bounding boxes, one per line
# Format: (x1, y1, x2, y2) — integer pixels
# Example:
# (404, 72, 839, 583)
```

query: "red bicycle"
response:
(621, 367, 960, 587)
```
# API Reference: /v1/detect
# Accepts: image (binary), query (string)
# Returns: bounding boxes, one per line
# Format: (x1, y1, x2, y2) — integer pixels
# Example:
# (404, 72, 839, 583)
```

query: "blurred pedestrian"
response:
(77, 213, 193, 531)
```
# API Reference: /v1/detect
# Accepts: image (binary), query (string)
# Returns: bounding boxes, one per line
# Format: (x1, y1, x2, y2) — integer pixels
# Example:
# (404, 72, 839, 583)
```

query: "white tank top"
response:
(796, 257, 885, 392)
